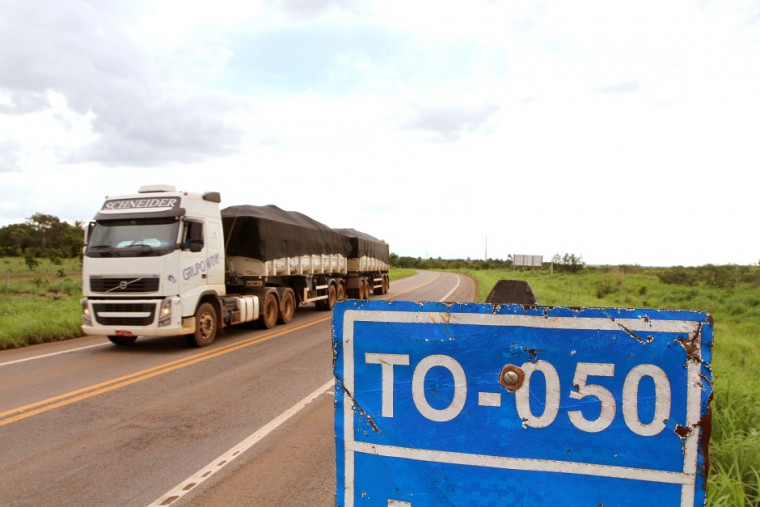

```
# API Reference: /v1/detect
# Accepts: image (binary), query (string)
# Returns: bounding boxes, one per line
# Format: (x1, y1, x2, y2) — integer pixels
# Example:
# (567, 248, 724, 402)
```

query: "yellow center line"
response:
(0, 272, 439, 428)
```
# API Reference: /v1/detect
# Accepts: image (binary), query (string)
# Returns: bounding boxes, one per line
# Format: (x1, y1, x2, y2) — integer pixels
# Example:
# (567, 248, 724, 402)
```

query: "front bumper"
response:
(81, 297, 195, 337)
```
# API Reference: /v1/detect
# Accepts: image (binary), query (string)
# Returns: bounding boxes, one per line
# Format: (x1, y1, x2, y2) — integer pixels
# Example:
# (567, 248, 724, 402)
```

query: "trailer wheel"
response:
(186, 302, 217, 347)
(258, 292, 279, 329)
(278, 289, 296, 324)
(337, 282, 345, 301)
(358, 280, 366, 300)
(326, 283, 337, 310)
(363, 279, 371, 299)
(384, 275, 390, 294)
(108, 335, 137, 346)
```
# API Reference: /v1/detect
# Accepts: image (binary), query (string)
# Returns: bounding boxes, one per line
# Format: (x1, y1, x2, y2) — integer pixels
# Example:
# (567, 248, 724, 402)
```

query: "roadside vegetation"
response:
(1, 256, 83, 349)
(388, 267, 416, 280)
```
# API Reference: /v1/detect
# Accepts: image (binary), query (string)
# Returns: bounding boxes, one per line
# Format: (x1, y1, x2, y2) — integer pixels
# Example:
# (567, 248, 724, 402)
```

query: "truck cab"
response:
(81, 185, 227, 346)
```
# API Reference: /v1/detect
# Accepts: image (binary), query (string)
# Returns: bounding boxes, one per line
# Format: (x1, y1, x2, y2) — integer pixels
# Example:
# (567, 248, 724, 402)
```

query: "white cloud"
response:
(1, 0, 759, 266)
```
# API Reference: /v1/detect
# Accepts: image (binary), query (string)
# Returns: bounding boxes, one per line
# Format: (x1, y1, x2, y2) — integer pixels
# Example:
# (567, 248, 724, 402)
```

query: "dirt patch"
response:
(3, 271, 82, 281)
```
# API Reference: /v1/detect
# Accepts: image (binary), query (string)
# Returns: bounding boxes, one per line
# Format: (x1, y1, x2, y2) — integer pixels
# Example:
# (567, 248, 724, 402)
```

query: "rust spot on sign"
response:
(336, 377, 381, 434)
(526, 348, 540, 362)
(674, 425, 692, 438)
(672, 395, 713, 480)
(676, 322, 704, 364)
(699, 399, 712, 479)
(618, 323, 653, 344)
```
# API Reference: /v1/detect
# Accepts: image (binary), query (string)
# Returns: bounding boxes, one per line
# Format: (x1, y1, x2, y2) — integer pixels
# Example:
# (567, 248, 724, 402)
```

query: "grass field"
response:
(1, 260, 757, 504)
(459, 267, 760, 506)
(1, 257, 83, 348)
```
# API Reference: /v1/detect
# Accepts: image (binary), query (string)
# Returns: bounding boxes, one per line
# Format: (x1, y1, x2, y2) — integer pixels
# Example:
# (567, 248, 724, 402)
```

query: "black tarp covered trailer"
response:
(221, 205, 351, 262)
(333, 228, 390, 264)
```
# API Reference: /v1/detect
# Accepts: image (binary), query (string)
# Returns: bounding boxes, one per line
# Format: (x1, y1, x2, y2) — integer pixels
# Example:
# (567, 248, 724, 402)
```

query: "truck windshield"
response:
(86, 217, 180, 257)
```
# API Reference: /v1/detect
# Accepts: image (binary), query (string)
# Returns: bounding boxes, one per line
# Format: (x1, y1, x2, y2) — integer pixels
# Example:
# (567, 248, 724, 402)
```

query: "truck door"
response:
(179, 219, 211, 298)
(205, 220, 224, 287)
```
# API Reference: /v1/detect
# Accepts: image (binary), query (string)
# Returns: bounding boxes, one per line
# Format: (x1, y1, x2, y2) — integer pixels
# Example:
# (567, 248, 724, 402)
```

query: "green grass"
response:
(1, 256, 84, 349)
(389, 267, 416, 280)
(1, 256, 82, 280)
(0, 295, 83, 348)
(459, 267, 760, 506)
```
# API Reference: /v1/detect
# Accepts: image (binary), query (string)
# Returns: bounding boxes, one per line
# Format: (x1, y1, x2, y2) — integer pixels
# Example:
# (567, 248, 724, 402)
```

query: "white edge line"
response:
(147, 379, 333, 507)
(440, 273, 461, 302)
(0, 342, 110, 367)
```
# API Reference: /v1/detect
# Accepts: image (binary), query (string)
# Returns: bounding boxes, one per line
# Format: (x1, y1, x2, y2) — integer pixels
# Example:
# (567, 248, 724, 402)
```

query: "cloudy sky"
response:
(1, 0, 758, 267)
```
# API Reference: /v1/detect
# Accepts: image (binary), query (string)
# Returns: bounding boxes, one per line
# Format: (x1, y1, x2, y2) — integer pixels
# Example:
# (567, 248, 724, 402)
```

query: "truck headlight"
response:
(81, 299, 92, 326)
(158, 298, 172, 327)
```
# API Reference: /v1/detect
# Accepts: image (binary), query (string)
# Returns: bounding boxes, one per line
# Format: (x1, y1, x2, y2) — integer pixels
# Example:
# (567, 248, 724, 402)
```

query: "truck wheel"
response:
(258, 292, 279, 329)
(108, 335, 137, 346)
(337, 283, 345, 301)
(326, 283, 337, 310)
(384, 275, 390, 294)
(278, 289, 295, 324)
(363, 279, 371, 299)
(357, 280, 365, 300)
(186, 302, 217, 347)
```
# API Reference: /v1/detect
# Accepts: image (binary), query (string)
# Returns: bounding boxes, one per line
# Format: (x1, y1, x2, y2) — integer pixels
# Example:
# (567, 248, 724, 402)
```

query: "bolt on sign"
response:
(332, 300, 713, 506)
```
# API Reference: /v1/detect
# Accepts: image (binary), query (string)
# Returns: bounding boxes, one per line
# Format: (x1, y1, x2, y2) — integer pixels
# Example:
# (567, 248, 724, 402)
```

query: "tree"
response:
(552, 253, 585, 273)
(0, 223, 35, 255)
(0, 213, 84, 257)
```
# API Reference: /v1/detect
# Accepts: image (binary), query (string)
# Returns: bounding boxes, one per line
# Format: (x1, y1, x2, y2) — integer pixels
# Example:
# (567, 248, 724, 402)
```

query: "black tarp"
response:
(334, 228, 390, 263)
(221, 205, 351, 262)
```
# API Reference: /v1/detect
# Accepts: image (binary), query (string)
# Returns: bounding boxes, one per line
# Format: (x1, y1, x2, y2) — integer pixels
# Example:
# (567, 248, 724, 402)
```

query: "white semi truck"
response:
(80, 185, 390, 347)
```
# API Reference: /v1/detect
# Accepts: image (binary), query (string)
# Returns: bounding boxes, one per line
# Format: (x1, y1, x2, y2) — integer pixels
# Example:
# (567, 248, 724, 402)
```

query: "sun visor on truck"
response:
(333, 228, 390, 263)
(221, 205, 352, 262)
(94, 196, 186, 221)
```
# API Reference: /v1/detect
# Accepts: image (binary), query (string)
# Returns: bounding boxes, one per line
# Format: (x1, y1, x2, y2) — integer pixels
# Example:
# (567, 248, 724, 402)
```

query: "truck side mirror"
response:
(189, 240, 203, 252)
(86, 221, 95, 246)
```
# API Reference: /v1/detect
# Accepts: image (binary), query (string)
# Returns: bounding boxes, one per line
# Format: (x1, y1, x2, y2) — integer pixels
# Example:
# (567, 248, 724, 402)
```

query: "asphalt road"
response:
(0, 271, 475, 506)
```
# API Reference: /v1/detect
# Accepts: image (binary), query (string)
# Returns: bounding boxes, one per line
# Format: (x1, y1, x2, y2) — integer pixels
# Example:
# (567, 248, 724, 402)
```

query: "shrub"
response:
(656, 266, 696, 286)
(25, 254, 39, 270)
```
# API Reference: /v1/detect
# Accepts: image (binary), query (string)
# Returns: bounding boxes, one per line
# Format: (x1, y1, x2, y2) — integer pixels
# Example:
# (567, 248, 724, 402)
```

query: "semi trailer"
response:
(80, 185, 390, 347)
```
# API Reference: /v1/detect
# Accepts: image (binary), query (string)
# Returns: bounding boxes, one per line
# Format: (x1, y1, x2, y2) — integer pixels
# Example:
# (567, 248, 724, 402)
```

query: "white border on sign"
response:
(341, 310, 704, 507)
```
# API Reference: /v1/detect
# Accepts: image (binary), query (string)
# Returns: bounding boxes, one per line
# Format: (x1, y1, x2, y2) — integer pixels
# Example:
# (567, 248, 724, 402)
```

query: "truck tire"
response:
(363, 279, 371, 299)
(258, 292, 279, 329)
(186, 302, 217, 347)
(278, 289, 296, 324)
(337, 282, 345, 301)
(326, 283, 337, 310)
(358, 280, 366, 300)
(108, 335, 137, 346)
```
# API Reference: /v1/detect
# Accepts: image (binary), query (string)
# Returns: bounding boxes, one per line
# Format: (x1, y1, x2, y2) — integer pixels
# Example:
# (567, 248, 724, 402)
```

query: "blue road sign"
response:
(333, 300, 713, 506)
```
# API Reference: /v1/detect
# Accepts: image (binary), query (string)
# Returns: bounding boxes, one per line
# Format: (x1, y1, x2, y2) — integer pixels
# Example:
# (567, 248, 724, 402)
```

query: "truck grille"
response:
(92, 302, 156, 326)
(90, 276, 160, 293)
